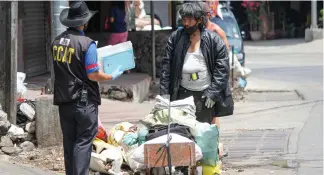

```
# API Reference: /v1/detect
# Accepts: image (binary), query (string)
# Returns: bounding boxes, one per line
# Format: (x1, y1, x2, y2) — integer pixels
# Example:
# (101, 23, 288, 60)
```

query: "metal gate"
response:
(23, 1, 48, 77)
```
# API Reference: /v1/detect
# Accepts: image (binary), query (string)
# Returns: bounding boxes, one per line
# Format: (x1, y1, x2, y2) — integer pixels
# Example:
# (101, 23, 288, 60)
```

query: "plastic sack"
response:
(228, 52, 251, 78)
(191, 123, 219, 167)
(137, 127, 148, 145)
(17, 72, 27, 99)
(90, 150, 123, 174)
(130, 133, 203, 164)
(122, 132, 138, 146)
(19, 103, 35, 121)
(96, 117, 108, 142)
(91, 138, 123, 174)
(108, 122, 137, 146)
(119, 142, 146, 173)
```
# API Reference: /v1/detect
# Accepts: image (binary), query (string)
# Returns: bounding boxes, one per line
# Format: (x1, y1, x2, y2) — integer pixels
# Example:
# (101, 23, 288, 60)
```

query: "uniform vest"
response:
(51, 29, 101, 105)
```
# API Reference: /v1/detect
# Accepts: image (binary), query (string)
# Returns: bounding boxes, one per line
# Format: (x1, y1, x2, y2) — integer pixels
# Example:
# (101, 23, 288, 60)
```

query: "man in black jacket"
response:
(160, 2, 232, 124)
(53, 2, 123, 175)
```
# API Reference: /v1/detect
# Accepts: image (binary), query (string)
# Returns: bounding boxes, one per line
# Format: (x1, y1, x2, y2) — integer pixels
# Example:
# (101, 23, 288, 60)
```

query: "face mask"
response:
(184, 24, 199, 35)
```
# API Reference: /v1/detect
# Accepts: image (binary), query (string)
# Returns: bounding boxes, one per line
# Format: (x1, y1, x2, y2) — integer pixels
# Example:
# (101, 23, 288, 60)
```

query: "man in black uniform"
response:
(52, 2, 124, 175)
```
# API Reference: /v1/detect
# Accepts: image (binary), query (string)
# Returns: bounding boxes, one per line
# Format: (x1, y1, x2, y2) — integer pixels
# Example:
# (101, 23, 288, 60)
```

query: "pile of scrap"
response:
(91, 96, 222, 175)
(0, 100, 36, 155)
(0, 72, 37, 155)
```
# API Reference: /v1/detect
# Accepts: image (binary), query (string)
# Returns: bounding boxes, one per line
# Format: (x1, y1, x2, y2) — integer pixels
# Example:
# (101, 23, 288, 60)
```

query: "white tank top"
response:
(181, 47, 211, 91)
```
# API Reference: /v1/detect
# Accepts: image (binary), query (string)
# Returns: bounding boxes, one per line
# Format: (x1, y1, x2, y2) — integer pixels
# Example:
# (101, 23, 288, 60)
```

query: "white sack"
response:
(153, 95, 196, 117)
(90, 148, 123, 175)
(19, 103, 35, 121)
(17, 72, 27, 99)
(229, 52, 251, 78)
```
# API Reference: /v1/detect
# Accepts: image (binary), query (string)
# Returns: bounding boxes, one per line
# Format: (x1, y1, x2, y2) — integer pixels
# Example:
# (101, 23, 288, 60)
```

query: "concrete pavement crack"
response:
(235, 100, 322, 115)
(294, 101, 321, 170)
(294, 89, 305, 100)
(254, 130, 269, 154)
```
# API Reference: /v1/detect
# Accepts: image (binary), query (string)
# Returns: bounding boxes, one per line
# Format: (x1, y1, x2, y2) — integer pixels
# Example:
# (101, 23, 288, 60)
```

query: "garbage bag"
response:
(96, 117, 108, 142)
(17, 72, 27, 99)
(229, 52, 251, 78)
(191, 123, 219, 167)
(91, 138, 123, 174)
(119, 142, 146, 173)
(90, 150, 123, 174)
(152, 95, 196, 117)
(16, 100, 35, 125)
(239, 77, 247, 88)
(130, 133, 203, 164)
(122, 132, 138, 146)
(19, 102, 35, 121)
(108, 122, 138, 146)
(141, 108, 197, 129)
(137, 127, 148, 145)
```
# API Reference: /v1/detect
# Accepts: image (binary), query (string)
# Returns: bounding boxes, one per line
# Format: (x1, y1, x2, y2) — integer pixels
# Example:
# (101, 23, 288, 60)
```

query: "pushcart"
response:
(143, 95, 198, 175)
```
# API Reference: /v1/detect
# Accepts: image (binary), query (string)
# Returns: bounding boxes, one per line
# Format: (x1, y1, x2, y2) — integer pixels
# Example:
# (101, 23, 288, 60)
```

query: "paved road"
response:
(236, 39, 323, 174)
(296, 101, 323, 175)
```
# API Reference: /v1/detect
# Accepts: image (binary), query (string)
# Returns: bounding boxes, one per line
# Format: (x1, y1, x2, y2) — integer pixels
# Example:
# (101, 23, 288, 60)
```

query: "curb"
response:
(245, 89, 293, 93)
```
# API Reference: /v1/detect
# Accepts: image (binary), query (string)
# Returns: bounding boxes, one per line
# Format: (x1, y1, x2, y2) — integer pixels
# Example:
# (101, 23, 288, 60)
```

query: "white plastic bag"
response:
(130, 133, 203, 164)
(120, 143, 146, 172)
(19, 103, 35, 121)
(228, 52, 251, 78)
(90, 147, 123, 174)
(17, 72, 27, 99)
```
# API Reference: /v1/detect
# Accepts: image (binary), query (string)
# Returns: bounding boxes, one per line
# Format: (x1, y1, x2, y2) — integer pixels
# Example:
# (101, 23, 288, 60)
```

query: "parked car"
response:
(210, 5, 246, 66)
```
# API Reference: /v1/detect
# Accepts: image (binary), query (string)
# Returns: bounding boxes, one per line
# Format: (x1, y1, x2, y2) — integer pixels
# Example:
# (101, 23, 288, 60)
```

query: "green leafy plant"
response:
(241, 1, 263, 31)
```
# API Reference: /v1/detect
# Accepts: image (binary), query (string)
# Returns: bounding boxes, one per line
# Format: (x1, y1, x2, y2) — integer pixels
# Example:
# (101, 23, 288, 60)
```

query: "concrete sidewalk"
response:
(0, 155, 56, 175)
(244, 38, 323, 54)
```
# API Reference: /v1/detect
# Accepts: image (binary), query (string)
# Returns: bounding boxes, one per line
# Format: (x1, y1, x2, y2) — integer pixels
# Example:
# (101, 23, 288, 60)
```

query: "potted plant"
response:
(259, 1, 270, 40)
(286, 23, 296, 38)
(319, 9, 323, 28)
(242, 0, 262, 41)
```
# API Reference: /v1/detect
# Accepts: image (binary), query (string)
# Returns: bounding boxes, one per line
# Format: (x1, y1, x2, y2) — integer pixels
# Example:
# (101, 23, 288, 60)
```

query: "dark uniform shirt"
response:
(51, 29, 101, 106)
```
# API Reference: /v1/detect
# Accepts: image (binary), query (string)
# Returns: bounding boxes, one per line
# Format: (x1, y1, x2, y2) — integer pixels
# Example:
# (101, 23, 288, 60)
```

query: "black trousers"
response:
(177, 86, 213, 124)
(58, 101, 98, 175)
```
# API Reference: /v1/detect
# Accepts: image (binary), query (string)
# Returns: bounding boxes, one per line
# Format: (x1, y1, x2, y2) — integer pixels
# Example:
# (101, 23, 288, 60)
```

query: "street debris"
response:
(101, 86, 133, 102)
(87, 95, 222, 174)
(17, 72, 28, 100)
(0, 100, 37, 156)
(10, 146, 65, 173)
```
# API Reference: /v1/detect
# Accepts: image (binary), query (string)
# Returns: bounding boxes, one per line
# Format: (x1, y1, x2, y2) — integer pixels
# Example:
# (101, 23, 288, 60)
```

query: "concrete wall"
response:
(35, 95, 62, 148)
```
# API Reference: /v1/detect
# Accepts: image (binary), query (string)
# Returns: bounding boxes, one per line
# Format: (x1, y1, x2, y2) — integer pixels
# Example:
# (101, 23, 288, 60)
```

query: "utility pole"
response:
(311, 0, 318, 29)
(150, 1, 156, 82)
(49, 1, 68, 93)
(0, 1, 18, 124)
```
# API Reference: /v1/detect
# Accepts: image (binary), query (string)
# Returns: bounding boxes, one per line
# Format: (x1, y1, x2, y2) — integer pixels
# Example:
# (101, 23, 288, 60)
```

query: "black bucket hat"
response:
(59, 1, 98, 28)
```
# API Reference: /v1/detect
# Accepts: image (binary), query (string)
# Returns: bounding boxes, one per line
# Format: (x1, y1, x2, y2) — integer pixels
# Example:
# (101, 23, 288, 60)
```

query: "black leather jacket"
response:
(160, 28, 231, 102)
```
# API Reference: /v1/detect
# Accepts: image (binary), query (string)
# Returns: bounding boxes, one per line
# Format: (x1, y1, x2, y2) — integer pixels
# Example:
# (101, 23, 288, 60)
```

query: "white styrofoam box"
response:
(97, 41, 135, 74)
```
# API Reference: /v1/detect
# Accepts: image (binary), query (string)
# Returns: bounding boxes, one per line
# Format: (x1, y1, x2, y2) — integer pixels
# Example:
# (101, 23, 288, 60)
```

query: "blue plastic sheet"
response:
(194, 123, 219, 167)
